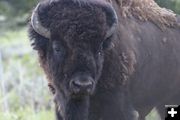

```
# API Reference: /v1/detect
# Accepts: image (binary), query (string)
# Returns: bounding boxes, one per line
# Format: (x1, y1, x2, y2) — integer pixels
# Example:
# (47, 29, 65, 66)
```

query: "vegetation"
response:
(0, 0, 179, 120)
(156, 0, 180, 14)
(0, 28, 54, 120)
(0, 108, 54, 120)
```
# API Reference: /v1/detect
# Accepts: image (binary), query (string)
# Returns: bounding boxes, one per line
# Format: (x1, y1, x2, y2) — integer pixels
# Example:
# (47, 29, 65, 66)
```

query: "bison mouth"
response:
(66, 96, 90, 120)
(55, 92, 90, 120)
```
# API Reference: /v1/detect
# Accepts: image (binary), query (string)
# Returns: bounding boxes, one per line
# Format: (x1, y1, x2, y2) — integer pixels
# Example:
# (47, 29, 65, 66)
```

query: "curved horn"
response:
(103, 4, 118, 39)
(31, 3, 51, 39)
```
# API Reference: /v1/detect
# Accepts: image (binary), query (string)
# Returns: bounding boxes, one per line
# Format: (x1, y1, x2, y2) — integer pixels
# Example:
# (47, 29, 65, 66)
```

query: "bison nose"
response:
(70, 76, 94, 95)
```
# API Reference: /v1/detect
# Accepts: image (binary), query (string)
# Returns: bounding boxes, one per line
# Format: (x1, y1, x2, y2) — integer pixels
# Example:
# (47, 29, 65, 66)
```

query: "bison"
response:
(28, 0, 180, 120)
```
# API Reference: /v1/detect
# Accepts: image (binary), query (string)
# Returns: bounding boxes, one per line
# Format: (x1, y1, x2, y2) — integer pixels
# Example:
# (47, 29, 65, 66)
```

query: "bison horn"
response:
(31, 3, 51, 39)
(104, 4, 118, 39)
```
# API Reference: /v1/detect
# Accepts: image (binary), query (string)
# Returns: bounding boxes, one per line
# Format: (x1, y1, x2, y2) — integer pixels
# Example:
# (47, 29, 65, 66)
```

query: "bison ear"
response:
(101, 4, 118, 39)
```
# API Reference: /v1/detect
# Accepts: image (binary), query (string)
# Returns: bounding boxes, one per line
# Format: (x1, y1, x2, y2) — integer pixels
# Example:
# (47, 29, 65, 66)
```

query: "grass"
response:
(146, 109, 161, 120)
(0, 28, 54, 120)
(0, 107, 54, 120)
(0, 28, 29, 47)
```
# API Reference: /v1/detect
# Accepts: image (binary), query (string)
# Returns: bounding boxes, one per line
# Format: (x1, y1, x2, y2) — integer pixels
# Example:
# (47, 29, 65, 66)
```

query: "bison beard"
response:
(55, 97, 89, 120)
(66, 97, 89, 120)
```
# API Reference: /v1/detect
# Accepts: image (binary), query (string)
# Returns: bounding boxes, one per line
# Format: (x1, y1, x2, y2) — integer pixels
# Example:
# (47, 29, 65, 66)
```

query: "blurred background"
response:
(0, 0, 180, 120)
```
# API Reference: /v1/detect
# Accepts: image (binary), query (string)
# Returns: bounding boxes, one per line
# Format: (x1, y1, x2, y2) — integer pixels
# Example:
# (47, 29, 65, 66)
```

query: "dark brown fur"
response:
(28, 0, 180, 120)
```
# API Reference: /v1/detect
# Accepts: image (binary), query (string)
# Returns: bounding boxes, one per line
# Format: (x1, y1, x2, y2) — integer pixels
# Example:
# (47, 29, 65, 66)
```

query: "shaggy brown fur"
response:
(108, 0, 178, 29)
(29, 0, 180, 120)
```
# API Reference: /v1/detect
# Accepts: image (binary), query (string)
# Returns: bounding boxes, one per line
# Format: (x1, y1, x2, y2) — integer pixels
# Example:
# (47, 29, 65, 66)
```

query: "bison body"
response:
(28, 0, 180, 120)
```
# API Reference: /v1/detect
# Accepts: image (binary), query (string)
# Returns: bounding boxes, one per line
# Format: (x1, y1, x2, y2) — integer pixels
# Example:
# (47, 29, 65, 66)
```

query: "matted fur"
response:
(107, 0, 178, 29)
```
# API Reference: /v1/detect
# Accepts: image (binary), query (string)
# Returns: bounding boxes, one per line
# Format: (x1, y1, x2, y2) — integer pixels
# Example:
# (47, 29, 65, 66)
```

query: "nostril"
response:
(71, 80, 81, 88)
(70, 78, 94, 94)
(71, 80, 93, 89)
(73, 80, 93, 87)
(70, 80, 81, 93)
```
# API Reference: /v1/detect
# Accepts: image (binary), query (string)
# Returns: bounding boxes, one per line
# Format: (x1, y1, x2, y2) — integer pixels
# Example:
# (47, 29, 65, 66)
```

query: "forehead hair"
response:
(38, 1, 108, 48)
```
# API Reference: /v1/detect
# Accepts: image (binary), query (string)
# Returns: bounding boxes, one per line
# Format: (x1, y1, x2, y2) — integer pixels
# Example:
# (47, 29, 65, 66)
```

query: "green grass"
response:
(146, 109, 161, 120)
(0, 28, 54, 120)
(0, 28, 29, 47)
(0, 107, 54, 120)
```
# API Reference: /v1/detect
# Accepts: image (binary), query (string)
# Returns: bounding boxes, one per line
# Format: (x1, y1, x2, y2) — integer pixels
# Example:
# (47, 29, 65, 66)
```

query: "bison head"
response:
(29, 0, 117, 119)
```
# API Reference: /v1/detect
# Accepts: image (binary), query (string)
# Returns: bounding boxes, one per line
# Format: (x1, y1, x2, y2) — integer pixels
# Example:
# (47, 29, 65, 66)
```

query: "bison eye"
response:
(102, 35, 113, 50)
(52, 41, 64, 54)
(52, 41, 65, 60)
(53, 46, 61, 52)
